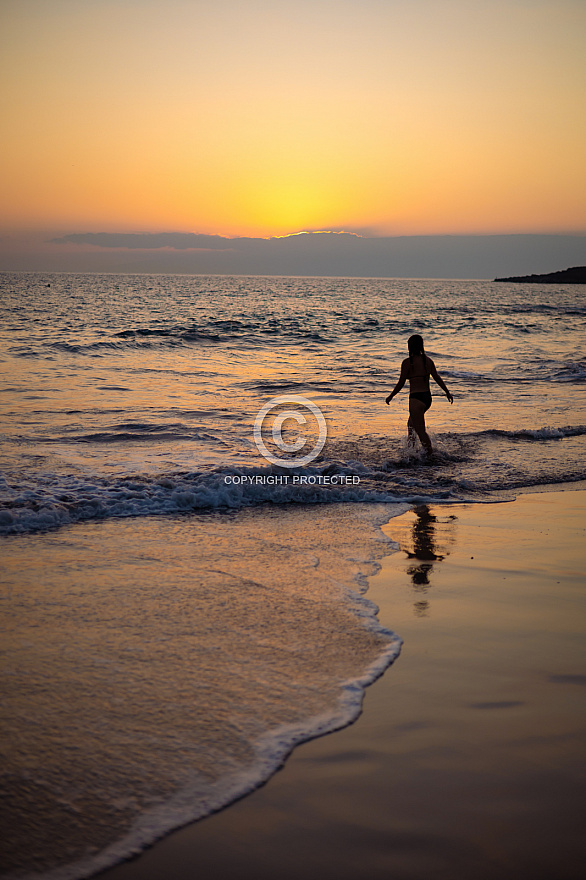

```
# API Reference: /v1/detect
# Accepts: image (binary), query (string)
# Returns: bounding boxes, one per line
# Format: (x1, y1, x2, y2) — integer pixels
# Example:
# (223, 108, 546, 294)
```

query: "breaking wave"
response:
(2, 424, 585, 536)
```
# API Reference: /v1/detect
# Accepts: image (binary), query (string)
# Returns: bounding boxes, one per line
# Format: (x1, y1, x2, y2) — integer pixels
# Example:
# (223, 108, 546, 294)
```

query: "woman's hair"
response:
(407, 334, 428, 373)
(408, 334, 424, 357)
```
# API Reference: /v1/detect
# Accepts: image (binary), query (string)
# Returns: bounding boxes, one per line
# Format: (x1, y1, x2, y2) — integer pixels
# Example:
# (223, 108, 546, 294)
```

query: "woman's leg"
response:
(408, 398, 433, 455)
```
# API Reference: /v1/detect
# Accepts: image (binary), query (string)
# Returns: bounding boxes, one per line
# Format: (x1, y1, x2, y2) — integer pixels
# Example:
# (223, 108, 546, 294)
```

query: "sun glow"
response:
(0, 0, 585, 241)
(234, 180, 351, 238)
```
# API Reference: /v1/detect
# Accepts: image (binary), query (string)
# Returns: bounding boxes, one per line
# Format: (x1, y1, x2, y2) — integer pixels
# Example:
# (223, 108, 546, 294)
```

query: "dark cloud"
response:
(39, 230, 586, 278)
(50, 232, 252, 251)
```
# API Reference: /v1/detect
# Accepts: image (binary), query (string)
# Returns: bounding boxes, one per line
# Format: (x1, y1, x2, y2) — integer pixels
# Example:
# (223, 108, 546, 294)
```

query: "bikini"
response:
(410, 390, 432, 410)
(409, 360, 432, 410)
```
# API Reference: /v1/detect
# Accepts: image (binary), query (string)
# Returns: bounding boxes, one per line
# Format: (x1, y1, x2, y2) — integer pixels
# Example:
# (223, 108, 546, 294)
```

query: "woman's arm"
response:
(385, 361, 409, 404)
(429, 359, 453, 403)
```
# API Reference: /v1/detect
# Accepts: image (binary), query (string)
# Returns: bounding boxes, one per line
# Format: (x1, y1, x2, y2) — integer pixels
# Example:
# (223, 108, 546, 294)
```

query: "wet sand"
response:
(97, 488, 586, 880)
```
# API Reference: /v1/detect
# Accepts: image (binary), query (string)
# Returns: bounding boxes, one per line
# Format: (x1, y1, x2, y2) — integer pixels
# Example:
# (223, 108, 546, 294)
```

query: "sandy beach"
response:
(98, 488, 586, 880)
(3, 1, 586, 875)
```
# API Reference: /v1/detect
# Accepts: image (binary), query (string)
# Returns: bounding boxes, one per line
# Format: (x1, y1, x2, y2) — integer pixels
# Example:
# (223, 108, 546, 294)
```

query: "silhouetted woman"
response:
(385, 335, 453, 456)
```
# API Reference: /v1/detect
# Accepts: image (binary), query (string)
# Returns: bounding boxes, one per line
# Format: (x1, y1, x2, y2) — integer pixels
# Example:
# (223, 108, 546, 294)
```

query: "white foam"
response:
(2, 503, 404, 880)
(18, 643, 402, 880)
(0, 465, 418, 536)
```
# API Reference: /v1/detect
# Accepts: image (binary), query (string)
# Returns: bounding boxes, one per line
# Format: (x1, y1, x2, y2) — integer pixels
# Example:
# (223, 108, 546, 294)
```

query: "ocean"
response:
(1, 273, 585, 879)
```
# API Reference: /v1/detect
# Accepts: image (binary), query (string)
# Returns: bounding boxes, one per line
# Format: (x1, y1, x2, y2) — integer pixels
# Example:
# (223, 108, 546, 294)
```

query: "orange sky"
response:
(1, 0, 585, 239)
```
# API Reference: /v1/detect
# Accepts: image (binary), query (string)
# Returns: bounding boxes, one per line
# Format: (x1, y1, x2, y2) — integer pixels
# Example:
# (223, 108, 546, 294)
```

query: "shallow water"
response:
(1, 503, 402, 879)
(1, 274, 585, 533)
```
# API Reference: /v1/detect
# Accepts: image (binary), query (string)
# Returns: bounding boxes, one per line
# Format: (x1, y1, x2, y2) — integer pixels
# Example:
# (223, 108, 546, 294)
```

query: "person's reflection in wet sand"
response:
(400, 505, 457, 616)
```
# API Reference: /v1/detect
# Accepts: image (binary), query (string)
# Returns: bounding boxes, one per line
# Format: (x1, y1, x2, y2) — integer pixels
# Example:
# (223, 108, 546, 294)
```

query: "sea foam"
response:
(1, 503, 403, 880)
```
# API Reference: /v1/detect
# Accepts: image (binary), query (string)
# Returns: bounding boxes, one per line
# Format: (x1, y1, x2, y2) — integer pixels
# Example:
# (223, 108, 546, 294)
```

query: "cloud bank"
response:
(42, 232, 585, 278)
(1, 231, 584, 277)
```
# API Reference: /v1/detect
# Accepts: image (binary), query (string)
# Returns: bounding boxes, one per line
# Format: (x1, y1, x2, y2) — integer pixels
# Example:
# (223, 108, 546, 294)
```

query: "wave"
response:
(545, 364, 586, 384)
(0, 465, 413, 536)
(479, 425, 586, 440)
(74, 431, 197, 443)
(2, 423, 585, 536)
(6, 421, 231, 447)
(71, 421, 215, 444)
(11, 326, 337, 357)
(49, 332, 224, 354)
(449, 364, 586, 385)
(11, 320, 586, 372)
(242, 380, 342, 394)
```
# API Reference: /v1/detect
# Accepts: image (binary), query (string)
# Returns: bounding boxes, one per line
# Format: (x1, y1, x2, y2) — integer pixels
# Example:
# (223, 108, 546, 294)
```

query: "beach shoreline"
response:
(96, 486, 586, 880)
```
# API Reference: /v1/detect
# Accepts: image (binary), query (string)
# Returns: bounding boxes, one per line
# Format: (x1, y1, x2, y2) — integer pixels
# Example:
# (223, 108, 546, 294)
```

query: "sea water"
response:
(1, 273, 585, 878)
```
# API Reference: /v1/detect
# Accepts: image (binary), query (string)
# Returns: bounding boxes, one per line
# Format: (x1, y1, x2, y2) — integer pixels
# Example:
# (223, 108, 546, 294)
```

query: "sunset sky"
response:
(1, 0, 585, 265)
